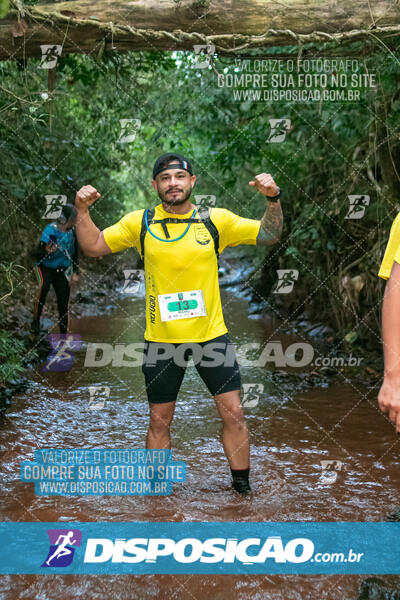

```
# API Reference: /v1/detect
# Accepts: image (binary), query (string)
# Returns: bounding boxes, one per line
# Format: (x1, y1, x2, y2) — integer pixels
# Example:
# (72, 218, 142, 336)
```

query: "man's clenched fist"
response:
(75, 185, 101, 211)
(378, 376, 400, 432)
(249, 173, 279, 198)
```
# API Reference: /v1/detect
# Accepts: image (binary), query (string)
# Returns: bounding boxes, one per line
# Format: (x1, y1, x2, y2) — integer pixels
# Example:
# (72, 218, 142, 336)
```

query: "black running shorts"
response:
(141, 333, 241, 404)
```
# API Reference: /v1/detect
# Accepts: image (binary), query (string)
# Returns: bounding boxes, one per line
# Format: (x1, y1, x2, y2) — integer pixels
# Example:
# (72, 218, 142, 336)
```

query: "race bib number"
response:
(158, 290, 207, 322)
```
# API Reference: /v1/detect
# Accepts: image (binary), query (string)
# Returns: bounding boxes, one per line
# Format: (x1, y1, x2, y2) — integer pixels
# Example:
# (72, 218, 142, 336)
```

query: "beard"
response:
(158, 184, 193, 205)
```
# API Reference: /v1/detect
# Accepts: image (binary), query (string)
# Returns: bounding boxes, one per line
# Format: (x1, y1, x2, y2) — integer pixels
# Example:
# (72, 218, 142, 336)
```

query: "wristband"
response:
(266, 186, 281, 202)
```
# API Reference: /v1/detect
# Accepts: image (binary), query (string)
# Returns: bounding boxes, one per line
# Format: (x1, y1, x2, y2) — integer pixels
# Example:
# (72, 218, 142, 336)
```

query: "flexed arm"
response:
(378, 260, 400, 432)
(249, 173, 283, 246)
(75, 185, 112, 257)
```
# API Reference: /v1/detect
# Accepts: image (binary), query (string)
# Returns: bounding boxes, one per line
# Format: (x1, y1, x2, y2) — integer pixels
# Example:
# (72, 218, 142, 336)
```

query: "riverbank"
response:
(221, 250, 383, 390)
(0, 250, 384, 415)
(1, 276, 398, 600)
(0, 253, 131, 414)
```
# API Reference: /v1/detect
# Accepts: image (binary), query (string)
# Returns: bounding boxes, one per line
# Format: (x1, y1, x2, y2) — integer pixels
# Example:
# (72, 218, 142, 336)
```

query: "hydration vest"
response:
(139, 206, 220, 261)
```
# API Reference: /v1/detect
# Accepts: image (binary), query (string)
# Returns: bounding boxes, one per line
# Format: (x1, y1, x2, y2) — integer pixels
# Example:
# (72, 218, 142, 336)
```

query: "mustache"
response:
(158, 184, 193, 205)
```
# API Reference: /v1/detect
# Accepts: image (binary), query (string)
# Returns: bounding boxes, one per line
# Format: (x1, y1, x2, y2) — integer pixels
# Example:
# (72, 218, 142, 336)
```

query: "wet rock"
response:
(41, 317, 54, 330)
(74, 289, 114, 314)
(6, 377, 28, 394)
(358, 577, 400, 599)
(248, 300, 269, 315)
(268, 369, 333, 393)
(298, 320, 312, 328)
(385, 506, 400, 522)
(319, 366, 338, 376)
(307, 324, 334, 338)
(218, 265, 231, 276)
(75, 291, 94, 304)
(0, 376, 29, 416)
(220, 278, 247, 288)
(271, 369, 289, 378)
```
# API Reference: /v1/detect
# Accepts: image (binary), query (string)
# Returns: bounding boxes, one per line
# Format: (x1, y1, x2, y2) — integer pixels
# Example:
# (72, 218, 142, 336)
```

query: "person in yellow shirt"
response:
(378, 213, 400, 433)
(74, 153, 283, 494)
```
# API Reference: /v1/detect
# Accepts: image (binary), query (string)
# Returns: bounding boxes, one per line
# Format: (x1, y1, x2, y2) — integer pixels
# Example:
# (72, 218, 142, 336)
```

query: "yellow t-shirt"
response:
(103, 203, 261, 342)
(378, 212, 400, 280)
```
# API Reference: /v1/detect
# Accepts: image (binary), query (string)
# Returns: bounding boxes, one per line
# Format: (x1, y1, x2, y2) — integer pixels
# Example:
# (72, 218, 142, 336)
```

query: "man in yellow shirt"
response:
(378, 213, 400, 433)
(74, 153, 283, 494)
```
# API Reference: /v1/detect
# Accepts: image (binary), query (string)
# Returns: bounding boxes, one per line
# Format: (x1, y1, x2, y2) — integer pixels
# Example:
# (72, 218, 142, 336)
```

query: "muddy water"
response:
(1, 287, 400, 599)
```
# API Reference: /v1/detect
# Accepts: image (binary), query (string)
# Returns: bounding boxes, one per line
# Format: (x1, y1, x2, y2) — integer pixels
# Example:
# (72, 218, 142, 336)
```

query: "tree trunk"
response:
(1, 0, 400, 60)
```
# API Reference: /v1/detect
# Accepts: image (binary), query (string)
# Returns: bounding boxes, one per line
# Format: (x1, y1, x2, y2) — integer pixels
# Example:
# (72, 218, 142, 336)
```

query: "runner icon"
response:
(44, 335, 77, 371)
(45, 530, 77, 566)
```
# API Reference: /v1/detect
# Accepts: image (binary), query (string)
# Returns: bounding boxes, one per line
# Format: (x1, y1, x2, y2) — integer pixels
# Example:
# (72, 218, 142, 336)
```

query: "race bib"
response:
(158, 290, 207, 322)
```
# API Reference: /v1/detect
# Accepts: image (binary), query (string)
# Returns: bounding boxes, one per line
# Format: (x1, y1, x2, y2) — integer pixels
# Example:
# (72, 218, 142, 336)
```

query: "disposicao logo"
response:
(41, 529, 82, 567)
(83, 536, 314, 564)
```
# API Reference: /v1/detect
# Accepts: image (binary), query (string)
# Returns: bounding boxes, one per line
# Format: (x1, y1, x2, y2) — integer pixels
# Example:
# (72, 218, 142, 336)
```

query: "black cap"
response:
(60, 203, 77, 221)
(153, 153, 193, 179)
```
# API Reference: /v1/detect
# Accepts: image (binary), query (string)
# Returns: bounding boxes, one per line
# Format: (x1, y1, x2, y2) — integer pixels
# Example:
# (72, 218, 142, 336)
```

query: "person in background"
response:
(378, 212, 400, 432)
(32, 203, 79, 335)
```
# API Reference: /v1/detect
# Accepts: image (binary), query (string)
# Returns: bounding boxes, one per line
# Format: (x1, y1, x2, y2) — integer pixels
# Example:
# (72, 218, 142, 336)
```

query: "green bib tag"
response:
(158, 290, 206, 322)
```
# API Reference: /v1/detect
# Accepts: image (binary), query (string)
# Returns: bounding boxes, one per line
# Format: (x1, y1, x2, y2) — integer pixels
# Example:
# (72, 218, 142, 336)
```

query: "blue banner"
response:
(0, 522, 399, 574)
(19, 449, 186, 496)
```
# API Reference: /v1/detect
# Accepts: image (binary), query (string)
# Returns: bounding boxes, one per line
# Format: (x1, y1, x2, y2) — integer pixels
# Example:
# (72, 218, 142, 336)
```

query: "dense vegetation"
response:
(1, 40, 399, 382)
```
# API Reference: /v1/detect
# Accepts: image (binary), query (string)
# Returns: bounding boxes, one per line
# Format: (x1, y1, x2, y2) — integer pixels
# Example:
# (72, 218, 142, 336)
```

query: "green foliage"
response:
(0, 0, 9, 19)
(0, 51, 176, 267)
(0, 42, 399, 348)
(0, 262, 25, 301)
(0, 330, 25, 384)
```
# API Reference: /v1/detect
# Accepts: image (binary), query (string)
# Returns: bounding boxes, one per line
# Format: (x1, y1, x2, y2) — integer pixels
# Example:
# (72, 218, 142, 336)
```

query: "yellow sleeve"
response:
(378, 212, 400, 280)
(211, 208, 261, 253)
(102, 210, 144, 254)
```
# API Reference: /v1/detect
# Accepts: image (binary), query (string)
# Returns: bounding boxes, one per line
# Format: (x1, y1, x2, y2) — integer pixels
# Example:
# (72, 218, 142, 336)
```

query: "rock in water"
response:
(358, 577, 400, 599)
(385, 506, 400, 522)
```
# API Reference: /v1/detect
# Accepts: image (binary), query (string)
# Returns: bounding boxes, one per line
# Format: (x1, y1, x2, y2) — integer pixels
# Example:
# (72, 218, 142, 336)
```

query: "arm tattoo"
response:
(256, 200, 283, 246)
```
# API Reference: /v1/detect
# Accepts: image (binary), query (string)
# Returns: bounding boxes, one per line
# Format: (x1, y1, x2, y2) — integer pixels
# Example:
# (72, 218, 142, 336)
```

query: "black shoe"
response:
(232, 478, 251, 495)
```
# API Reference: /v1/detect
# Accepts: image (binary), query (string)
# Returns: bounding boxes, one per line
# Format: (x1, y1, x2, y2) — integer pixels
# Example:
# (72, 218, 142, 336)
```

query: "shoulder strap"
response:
(199, 207, 219, 259)
(140, 208, 154, 260)
(139, 206, 220, 259)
